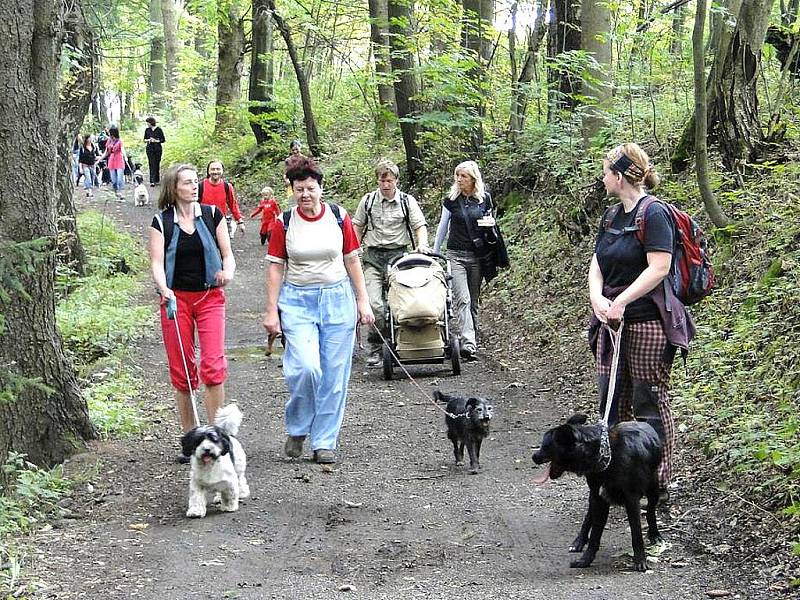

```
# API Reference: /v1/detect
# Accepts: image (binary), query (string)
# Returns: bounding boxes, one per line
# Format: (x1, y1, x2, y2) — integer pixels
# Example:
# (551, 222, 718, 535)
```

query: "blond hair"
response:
(375, 159, 399, 179)
(260, 186, 275, 198)
(448, 160, 486, 202)
(605, 143, 660, 189)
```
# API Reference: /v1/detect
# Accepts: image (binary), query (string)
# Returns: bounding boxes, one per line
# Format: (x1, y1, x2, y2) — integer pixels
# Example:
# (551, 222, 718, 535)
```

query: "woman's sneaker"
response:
(314, 449, 336, 464)
(284, 435, 305, 458)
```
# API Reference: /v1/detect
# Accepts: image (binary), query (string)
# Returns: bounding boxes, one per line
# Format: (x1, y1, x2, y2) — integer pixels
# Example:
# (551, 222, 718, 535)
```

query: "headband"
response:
(610, 152, 645, 180)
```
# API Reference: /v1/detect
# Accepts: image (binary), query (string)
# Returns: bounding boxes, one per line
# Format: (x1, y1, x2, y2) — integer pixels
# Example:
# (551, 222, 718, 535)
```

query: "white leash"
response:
(597, 320, 624, 471)
(167, 297, 200, 428)
(370, 324, 466, 419)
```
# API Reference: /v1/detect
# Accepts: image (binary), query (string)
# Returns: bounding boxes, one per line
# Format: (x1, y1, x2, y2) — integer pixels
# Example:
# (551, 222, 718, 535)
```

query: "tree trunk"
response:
(460, 0, 494, 149)
(215, 2, 246, 136)
(162, 0, 178, 94)
(0, 0, 96, 476)
(670, 4, 686, 55)
(368, 0, 396, 117)
(388, 0, 423, 182)
(711, 0, 776, 171)
(148, 0, 165, 109)
(249, 0, 274, 145)
(508, 0, 546, 139)
(580, 0, 611, 142)
(57, 2, 95, 276)
(269, 1, 320, 156)
(693, 0, 731, 227)
(548, 0, 581, 120)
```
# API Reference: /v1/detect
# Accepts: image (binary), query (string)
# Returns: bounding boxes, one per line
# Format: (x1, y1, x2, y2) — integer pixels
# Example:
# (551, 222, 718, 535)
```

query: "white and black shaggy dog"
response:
(133, 171, 149, 206)
(180, 404, 250, 518)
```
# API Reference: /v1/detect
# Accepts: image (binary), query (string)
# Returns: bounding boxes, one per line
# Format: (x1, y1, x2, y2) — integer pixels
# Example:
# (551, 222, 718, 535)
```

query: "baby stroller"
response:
(381, 252, 461, 379)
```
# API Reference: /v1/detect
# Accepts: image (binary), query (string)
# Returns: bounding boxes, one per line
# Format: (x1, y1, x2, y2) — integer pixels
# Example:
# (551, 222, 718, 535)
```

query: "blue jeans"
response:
(278, 278, 356, 451)
(110, 168, 124, 193)
(81, 165, 97, 190)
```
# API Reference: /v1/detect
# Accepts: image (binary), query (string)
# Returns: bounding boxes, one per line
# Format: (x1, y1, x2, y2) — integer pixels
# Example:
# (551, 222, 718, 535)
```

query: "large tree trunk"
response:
(368, 0, 396, 117)
(580, 0, 611, 142)
(508, 0, 546, 139)
(249, 0, 274, 145)
(269, 1, 320, 156)
(57, 2, 95, 276)
(460, 0, 494, 150)
(693, 0, 731, 227)
(388, 0, 423, 182)
(162, 0, 178, 94)
(215, 2, 246, 136)
(148, 0, 165, 109)
(0, 0, 96, 476)
(711, 0, 776, 171)
(547, 0, 581, 120)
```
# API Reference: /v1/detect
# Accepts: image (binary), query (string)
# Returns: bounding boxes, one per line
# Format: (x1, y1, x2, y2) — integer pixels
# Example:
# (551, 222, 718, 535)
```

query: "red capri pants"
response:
(159, 288, 227, 392)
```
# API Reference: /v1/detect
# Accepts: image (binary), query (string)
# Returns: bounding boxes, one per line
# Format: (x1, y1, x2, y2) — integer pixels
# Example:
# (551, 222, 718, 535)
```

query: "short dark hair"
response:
(146, 116, 156, 126)
(108, 125, 120, 139)
(285, 156, 323, 186)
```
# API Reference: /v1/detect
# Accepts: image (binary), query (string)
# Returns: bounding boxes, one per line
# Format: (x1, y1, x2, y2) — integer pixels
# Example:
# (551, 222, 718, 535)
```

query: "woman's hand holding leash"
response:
(590, 293, 612, 323)
(214, 270, 231, 287)
(357, 300, 375, 326)
(263, 308, 281, 336)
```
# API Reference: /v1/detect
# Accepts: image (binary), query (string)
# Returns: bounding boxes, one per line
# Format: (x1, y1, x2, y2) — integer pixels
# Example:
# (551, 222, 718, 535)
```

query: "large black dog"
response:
(532, 414, 663, 572)
(434, 390, 493, 474)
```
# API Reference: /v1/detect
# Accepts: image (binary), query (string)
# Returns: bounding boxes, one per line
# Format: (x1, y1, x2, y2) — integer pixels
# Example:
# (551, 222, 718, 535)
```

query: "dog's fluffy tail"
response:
(214, 404, 242, 437)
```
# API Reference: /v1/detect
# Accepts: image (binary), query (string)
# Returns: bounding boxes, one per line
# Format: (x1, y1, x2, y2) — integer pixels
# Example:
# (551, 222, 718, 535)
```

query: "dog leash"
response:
(370, 324, 466, 419)
(597, 320, 624, 471)
(167, 296, 201, 428)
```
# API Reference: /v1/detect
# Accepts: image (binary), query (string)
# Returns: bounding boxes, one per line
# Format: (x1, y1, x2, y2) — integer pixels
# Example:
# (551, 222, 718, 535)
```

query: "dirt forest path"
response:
(27, 185, 759, 599)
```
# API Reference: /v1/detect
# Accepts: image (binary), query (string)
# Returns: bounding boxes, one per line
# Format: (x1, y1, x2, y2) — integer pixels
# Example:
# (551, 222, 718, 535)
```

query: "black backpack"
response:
(281, 203, 344, 231)
(362, 190, 416, 250)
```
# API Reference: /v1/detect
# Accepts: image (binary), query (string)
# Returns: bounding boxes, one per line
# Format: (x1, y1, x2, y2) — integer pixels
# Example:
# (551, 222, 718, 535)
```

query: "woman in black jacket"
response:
(143, 116, 166, 186)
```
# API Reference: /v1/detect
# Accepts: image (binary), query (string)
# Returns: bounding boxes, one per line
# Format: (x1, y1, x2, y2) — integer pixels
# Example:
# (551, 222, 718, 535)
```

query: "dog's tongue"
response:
(202, 455, 213, 465)
(532, 464, 551, 485)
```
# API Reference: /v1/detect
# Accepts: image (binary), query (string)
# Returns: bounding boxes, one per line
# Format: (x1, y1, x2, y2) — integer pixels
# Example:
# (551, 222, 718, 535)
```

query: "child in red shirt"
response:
(250, 186, 281, 245)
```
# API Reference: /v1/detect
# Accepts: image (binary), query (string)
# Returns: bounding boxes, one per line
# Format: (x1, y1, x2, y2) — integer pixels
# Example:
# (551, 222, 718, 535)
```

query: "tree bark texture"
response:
(57, 1, 95, 276)
(508, 0, 546, 138)
(547, 0, 581, 120)
(461, 0, 494, 64)
(368, 0, 396, 115)
(269, 1, 320, 156)
(148, 0, 165, 109)
(161, 0, 179, 93)
(580, 0, 611, 142)
(388, 0, 423, 183)
(215, 1, 246, 135)
(711, 0, 776, 170)
(693, 0, 730, 227)
(0, 0, 96, 474)
(249, 0, 275, 145)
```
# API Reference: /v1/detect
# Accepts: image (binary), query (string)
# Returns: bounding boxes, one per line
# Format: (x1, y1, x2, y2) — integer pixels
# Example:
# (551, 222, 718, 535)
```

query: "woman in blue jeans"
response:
(263, 155, 374, 465)
(433, 160, 495, 361)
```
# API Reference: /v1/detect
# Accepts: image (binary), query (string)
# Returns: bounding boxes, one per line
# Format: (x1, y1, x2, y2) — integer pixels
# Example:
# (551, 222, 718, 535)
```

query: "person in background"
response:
(432, 160, 496, 362)
(72, 134, 82, 186)
(284, 140, 303, 199)
(263, 155, 374, 465)
(199, 160, 245, 240)
(589, 142, 689, 499)
(143, 116, 165, 187)
(250, 186, 281, 246)
(352, 159, 428, 365)
(98, 125, 127, 201)
(78, 134, 99, 197)
(148, 164, 236, 461)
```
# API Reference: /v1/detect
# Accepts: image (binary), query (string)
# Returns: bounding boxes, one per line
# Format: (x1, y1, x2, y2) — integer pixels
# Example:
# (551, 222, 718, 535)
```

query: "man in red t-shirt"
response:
(199, 160, 245, 239)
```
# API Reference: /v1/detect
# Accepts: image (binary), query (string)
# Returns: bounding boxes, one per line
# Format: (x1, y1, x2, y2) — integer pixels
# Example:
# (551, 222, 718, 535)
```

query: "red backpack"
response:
(603, 196, 715, 305)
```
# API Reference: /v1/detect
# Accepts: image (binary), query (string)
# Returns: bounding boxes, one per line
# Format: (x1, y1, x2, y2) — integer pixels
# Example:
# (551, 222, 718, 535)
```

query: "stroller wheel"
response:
(382, 343, 394, 380)
(450, 336, 461, 376)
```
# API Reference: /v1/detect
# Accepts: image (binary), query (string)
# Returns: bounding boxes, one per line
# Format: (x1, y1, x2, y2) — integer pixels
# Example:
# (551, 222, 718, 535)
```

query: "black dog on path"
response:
(434, 390, 493, 474)
(532, 414, 663, 572)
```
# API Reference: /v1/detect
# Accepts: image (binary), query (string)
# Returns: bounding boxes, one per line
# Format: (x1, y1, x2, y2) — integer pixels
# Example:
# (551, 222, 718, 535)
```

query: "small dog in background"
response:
(532, 414, 663, 572)
(133, 168, 149, 207)
(180, 404, 250, 518)
(434, 390, 493, 474)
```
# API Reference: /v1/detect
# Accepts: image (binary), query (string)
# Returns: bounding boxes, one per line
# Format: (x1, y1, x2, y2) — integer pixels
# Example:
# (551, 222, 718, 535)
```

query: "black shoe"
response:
(176, 454, 190, 464)
(460, 348, 477, 361)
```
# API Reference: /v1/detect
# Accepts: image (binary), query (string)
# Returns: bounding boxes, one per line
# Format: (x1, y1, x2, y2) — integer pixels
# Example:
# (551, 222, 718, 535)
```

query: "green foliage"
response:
(85, 365, 145, 438)
(0, 452, 70, 538)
